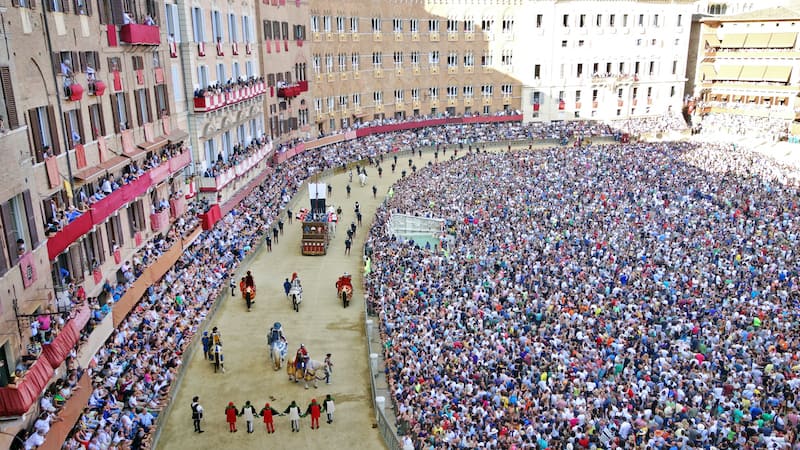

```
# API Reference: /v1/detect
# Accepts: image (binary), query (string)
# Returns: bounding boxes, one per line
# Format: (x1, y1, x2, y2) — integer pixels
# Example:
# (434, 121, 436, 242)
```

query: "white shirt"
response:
(24, 431, 45, 450)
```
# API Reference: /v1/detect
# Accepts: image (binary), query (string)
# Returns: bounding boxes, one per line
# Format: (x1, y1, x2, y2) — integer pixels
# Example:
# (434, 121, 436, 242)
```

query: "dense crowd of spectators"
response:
(26, 114, 799, 449)
(698, 113, 790, 142)
(364, 142, 800, 449)
(606, 114, 688, 136)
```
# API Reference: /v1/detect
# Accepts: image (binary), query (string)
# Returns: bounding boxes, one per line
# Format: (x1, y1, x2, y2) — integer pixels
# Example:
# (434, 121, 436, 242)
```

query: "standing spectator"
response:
(272, 226, 279, 244)
(278, 218, 284, 235)
(225, 402, 238, 433)
(346, 184, 351, 198)
(287, 209, 293, 224)
(191, 396, 204, 433)
(344, 238, 351, 256)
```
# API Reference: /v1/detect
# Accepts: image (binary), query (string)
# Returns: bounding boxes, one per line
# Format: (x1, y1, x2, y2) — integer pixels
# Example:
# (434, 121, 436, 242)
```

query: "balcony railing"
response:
(199, 145, 270, 192)
(277, 80, 309, 98)
(119, 24, 161, 45)
(46, 150, 191, 260)
(193, 82, 266, 112)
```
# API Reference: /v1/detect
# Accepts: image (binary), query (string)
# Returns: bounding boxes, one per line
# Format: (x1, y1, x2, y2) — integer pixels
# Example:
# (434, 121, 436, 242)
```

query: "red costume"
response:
(225, 402, 238, 432)
(335, 275, 352, 292)
(305, 399, 322, 429)
(261, 403, 279, 433)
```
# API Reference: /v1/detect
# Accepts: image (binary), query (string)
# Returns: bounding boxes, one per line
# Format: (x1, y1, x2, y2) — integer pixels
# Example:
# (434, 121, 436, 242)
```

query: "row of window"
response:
(195, 61, 258, 89)
(201, 119, 265, 168)
(26, 85, 169, 164)
(183, 6, 255, 44)
(551, 86, 662, 103)
(311, 51, 506, 71)
(262, 20, 306, 41)
(313, 85, 515, 110)
(308, 13, 684, 34)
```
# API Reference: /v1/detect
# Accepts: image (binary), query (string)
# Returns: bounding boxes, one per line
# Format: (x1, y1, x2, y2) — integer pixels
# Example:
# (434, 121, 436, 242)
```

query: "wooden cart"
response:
(301, 221, 329, 255)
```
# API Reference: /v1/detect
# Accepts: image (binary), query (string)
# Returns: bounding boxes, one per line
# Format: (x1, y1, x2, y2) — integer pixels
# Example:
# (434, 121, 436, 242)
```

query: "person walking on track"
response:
(191, 396, 204, 433)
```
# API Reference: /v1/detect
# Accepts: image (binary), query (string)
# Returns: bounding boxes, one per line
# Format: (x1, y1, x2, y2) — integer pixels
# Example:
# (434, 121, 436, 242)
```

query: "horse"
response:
(289, 285, 302, 312)
(269, 340, 287, 371)
(336, 275, 353, 308)
(287, 357, 327, 389)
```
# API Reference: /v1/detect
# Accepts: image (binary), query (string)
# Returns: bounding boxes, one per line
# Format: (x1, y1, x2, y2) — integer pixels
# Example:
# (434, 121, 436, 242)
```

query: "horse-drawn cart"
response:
(301, 220, 329, 255)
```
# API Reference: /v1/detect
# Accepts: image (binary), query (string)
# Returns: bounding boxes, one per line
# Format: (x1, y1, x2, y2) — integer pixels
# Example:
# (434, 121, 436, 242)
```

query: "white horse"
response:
(359, 172, 367, 187)
(287, 358, 327, 389)
(269, 340, 287, 371)
(289, 284, 302, 312)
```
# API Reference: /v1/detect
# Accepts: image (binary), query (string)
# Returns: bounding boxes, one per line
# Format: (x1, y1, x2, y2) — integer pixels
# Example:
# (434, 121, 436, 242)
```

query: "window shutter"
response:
(0, 68, 19, 129)
(135, 91, 143, 126)
(78, 52, 86, 72)
(28, 109, 44, 159)
(94, 52, 100, 71)
(1, 203, 19, 267)
(29, 0, 36, 9)
(63, 111, 73, 148)
(52, 52, 62, 74)
(111, 96, 120, 133)
(47, 105, 61, 154)
(0, 210, 7, 275)
(11, 0, 19, 7)
(22, 190, 39, 248)
(124, 92, 132, 130)
(97, 0, 107, 24)
(85, 0, 91, 16)
(110, 0, 123, 24)
(144, 89, 152, 123)
(62, 0, 70, 13)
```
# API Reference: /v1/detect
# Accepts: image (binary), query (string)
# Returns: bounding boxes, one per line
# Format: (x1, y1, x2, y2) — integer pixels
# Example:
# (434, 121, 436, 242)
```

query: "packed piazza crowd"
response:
(696, 113, 791, 142)
(17, 115, 796, 449)
(364, 140, 800, 449)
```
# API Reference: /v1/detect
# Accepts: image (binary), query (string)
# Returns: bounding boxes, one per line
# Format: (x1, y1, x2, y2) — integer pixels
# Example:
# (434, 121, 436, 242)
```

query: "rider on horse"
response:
(268, 322, 286, 345)
(295, 344, 309, 371)
(336, 272, 352, 291)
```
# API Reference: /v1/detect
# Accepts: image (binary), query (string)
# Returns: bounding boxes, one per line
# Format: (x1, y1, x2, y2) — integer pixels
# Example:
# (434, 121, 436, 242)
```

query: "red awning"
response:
(73, 164, 105, 182)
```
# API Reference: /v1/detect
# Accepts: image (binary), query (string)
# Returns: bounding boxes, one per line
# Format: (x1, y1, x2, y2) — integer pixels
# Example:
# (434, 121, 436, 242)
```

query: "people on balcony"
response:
(201, 135, 269, 178)
(193, 75, 265, 98)
(143, 14, 156, 26)
(122, 11, 134, 25)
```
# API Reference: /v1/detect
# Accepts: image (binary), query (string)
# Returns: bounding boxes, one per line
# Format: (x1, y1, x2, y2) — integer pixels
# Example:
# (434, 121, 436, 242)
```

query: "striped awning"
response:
(742, 33, 772, 48)
(738, 65, 766, 82)
(763, 66, 792, 83)
(715, 65, 742, 80)
(722, 33, 747, 48)
(700, 65, 717, 80)
(704, 34, 721, 47)
(768, 32, 797, 48)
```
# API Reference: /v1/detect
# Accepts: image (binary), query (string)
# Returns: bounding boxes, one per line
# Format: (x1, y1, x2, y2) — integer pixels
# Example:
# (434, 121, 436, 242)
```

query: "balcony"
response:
(193, 81, 266, 112)
(277, 80, 309, 98)
(0, 305, 89, 417)
(45, 150, 191, 259)
(199, 145, 270, 193)
(119, 24, 161, 45)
